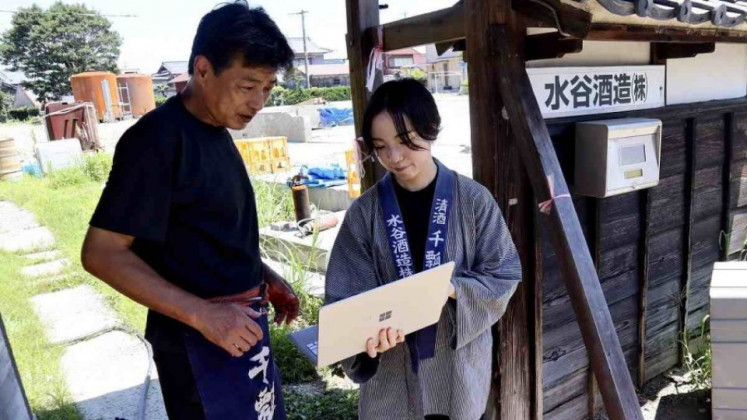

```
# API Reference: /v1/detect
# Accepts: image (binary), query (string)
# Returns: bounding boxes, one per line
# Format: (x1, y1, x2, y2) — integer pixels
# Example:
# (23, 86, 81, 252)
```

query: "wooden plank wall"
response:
(538, 99, 747, 419)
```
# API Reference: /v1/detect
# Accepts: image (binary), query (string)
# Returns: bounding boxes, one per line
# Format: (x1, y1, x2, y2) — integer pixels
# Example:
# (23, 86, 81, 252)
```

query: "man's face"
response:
(197, 57, 277, 130)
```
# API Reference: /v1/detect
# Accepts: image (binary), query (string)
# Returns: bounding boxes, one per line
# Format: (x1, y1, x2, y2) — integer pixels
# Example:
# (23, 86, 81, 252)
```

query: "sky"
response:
(0, 0, 456, 76)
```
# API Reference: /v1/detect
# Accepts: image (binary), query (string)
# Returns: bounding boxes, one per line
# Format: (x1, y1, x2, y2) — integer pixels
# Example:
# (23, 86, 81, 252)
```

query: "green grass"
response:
(0, 251, 81, 419)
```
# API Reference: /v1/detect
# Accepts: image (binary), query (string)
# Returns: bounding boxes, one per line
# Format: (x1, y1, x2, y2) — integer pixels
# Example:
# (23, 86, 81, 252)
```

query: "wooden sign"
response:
(527, 66, 666, 118)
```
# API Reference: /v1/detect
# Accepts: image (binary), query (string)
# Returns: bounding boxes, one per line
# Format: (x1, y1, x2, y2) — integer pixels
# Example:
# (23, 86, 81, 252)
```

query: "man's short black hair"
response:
(361, 79, 441, 152)
(188, 1, 294, 76)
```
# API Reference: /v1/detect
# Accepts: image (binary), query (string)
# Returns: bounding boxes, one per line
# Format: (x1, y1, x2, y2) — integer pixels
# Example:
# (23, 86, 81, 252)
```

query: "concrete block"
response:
(0, 226, 55, 253)
(61, 331, 166, 420)
(229, 112, 312, 143)
(35, 138, 83, 174)
(30, 285, 118, 345)
(259, 212, 344, 274)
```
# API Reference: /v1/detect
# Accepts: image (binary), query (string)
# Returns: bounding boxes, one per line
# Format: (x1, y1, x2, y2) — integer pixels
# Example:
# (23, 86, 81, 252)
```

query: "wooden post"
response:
(465, 0, 533, 418)
(492, 23, 644, 420)
(588, 198, 603, 418)
(346, 0, 385, 190)
(637, 190, 652, 388)
(680, 118, 697, 364)
(721, 113, 735, 261)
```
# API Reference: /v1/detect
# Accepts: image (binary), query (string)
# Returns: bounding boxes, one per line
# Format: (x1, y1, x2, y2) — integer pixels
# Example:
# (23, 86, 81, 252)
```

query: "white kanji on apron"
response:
(248, 345, 275, 418)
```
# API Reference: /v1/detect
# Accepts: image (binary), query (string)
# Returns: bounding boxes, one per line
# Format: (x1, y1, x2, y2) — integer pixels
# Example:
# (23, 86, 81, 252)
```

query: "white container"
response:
(710, 261, 747, 419)
(574, 118, 661, 198)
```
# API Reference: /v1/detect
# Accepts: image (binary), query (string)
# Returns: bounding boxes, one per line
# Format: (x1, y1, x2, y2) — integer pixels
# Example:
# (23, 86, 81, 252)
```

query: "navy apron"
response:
(184, 303, 286, 420)
(378, 159, 455, 373)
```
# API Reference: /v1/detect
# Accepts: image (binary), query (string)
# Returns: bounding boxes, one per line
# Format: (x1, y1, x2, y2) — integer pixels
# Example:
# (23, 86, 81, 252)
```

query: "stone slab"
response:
(0, 202, 39, 234)
(23, 250, 62, 261)
(259, 212, 343, 274)
(30, 285, 118, 345)
(22, 258, 69, 278)
(0, 226, 55, 253)
(61, 331, 166, 420)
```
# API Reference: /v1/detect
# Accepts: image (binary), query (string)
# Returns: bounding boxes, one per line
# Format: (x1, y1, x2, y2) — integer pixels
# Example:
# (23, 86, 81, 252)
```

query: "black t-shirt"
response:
(393, 173, 437, 273)
(90, 95, 263, 351)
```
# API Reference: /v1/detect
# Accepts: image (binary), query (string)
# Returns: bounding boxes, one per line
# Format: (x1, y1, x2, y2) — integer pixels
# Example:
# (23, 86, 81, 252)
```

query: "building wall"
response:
(426, 57, 465, 93)
(310, 74, 350, 88)
(524, 39, 747, 107)
(666, 43, 747, 105)
(540, 95, 747, 420)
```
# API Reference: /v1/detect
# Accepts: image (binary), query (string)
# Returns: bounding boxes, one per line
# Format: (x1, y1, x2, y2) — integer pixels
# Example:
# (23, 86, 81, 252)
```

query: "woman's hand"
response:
(365, 327, 405, 358)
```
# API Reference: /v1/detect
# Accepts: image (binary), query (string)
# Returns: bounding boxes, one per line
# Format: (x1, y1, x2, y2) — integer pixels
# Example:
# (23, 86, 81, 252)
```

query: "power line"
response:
(0, 9, 138, 18)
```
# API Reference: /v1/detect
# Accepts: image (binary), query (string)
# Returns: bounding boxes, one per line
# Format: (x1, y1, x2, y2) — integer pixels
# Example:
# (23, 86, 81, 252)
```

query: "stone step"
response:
(22, 258, 70, 278)
(60, 330, 166, 420)
(0, 226, 56, 253)
(0, 201, 39, 234)
(24, 250, 63, 262)
(30, 285, 118, 345)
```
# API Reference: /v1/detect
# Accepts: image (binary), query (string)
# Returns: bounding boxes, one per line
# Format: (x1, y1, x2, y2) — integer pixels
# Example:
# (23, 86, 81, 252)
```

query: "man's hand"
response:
(193, 302, 264, 357)
(264, 264, 300, 325)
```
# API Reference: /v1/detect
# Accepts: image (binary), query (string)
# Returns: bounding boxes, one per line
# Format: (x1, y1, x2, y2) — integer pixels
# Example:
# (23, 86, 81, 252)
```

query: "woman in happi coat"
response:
(325, 79, 522, 420)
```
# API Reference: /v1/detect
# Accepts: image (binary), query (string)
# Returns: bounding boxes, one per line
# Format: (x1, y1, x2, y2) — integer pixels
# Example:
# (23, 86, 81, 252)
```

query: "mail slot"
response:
(574, 118, 661, 198)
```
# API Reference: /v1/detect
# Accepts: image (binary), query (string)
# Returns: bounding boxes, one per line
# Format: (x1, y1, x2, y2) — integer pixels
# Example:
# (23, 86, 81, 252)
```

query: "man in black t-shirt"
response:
(81, 3, 299, 419)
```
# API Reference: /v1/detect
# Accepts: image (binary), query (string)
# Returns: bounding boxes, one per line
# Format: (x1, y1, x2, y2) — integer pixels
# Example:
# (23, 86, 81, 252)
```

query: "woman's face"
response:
(370, 112, 434, 186)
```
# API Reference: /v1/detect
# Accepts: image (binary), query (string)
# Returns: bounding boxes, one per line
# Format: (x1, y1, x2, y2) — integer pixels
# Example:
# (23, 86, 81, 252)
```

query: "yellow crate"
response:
(345, 148, 361, 198)
(271, 157, 292, 173)
(247, 160, 273, 176)
(267, 137, 289, 161)
(234, 139, 271, 165)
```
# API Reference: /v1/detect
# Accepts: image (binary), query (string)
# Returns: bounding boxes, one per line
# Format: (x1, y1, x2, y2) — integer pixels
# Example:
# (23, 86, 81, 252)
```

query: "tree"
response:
(0, 2, 122, 103)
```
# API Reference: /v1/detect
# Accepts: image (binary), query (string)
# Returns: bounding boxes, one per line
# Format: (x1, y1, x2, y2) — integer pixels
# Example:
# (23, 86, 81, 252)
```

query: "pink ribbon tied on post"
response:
(538, 175, 571, 215)
(365, 26, 384, 92)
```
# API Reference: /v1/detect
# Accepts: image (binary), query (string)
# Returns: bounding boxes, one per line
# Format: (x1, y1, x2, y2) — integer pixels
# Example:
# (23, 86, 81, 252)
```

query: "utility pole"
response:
(291, 10, 310, 88)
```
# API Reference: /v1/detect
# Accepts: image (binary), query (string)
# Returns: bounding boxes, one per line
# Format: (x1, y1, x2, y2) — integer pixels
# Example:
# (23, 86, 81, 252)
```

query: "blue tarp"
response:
(292, 164, 348, 188)
(318, 107, 354, 128)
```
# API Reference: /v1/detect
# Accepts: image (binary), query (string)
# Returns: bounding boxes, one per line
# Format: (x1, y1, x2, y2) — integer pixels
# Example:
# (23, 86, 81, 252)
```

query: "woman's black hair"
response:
(188, 1, 294, 76)
(361, 79, 441, 152)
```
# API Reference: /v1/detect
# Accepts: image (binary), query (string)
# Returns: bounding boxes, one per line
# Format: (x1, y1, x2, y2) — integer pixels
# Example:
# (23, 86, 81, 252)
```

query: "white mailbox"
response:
(574, 118, 661, 198)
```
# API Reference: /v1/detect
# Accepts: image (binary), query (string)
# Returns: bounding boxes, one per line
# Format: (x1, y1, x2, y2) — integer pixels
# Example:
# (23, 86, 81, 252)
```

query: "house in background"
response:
(424, 45, 466, 94)
(295, 62, 350, 88)
(287, 37, 334, 68)
(382, 47, 426, 78)
(169, 73, 190, 94)
(152, 61, 188, 97)
(0, 69, 39, 109)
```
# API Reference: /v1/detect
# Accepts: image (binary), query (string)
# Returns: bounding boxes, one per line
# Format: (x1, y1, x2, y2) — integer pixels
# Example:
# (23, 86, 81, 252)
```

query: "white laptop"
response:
(290, 262, 455, 368)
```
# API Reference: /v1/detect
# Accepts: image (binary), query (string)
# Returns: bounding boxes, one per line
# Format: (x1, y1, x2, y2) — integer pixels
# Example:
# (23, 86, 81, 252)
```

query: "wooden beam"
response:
(587, 23, 747, 43)
(369, 3, 465, 53)
(637, 190, 652, 388)
(721, 113, 735, 261)
(492, 23, 644, 420)
(525, 32, 583, 61)
(512, 0, 592, 39)
(465, 1, 533, 419)
(588, 198, 603, 419)
(651, 42, 716, 61)
(680, 118, 697, 365)
(346, 0, 385, 190)
(532, 207, 544, 420)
